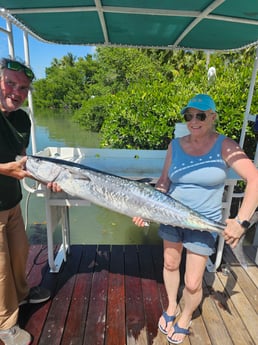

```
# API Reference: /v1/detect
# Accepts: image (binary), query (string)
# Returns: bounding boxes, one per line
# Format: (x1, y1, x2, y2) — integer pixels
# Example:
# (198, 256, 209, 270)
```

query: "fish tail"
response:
(231, 236, 248, 269)
(231, 211, 258, 269)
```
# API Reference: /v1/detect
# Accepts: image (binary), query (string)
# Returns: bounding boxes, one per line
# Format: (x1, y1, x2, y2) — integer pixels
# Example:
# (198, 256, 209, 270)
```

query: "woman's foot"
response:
(167, 321, 191, 344)
(158, 309, 180, 335)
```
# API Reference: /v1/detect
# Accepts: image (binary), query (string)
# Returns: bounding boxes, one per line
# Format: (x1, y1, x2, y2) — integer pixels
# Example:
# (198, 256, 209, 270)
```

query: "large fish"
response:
(25, 155, 255, 268)
(25, 155, 226, 234)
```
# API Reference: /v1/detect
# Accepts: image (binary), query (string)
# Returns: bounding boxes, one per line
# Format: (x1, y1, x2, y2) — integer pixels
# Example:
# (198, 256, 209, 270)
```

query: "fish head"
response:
(26, 156, 63, 183)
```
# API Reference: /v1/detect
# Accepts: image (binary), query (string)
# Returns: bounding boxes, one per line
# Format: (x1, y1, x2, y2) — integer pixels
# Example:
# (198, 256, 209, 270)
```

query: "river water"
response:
(22, 110, 161, 245)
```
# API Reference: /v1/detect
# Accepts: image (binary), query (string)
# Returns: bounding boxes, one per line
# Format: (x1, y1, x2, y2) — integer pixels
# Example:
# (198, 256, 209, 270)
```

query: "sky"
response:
(0, 17, 95, 79)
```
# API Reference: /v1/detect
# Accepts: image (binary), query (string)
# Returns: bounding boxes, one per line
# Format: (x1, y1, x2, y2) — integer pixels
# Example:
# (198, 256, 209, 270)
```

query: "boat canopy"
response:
(0, 1, 257, 156)
(0, 0, 257, 51)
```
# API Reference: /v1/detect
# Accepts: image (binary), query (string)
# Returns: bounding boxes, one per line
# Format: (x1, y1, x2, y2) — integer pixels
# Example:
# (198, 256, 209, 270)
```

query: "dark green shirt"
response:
(0, 109, 31, 211)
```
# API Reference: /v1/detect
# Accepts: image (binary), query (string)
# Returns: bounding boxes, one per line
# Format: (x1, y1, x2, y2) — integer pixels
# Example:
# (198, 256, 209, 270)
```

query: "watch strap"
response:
(235, 216, 250, 229)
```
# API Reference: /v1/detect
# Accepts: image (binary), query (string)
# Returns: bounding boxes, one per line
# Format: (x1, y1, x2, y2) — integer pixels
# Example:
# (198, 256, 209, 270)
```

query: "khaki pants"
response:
(0, 204, 29, 330)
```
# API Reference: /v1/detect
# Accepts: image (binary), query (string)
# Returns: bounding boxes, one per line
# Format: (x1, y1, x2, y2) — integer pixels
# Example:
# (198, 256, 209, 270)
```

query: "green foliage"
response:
(207, 48, 258, 156)
(33, 53, 98, 109)
(73, 95, 108, 132)
(101, 81, 176, 149)
(32, 47, 258, 156)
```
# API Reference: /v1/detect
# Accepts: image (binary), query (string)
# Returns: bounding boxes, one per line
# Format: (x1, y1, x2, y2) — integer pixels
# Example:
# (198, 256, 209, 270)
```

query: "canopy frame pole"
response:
(1, 17, 37, 154)
(23, 30, 37, 154)
(239, 47, 258, 162)
(5, 19, 15, 58)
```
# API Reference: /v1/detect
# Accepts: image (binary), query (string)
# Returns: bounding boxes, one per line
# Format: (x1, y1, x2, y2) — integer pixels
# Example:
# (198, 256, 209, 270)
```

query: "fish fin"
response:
(129, 177, 154, 183)
(231, 236, 248, 269)
(71, 173, 91, 181)
(231, 212, 258, 269)
(249, 210, 258, 227)
(64, 166, 91, 181)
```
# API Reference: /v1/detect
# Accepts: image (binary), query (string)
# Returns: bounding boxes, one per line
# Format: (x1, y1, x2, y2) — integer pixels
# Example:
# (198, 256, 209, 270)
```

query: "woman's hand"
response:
(223, 218, 246, 248)
(47, 182, 62, 192)
(132, 216, 149, 227)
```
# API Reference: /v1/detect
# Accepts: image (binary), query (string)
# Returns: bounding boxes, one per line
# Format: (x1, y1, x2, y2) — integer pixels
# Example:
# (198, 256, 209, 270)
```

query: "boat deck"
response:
(10, 243, 258, 345)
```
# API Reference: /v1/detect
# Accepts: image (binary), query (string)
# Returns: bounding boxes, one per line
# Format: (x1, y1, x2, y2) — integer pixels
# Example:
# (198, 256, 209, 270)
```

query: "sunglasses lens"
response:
(184, 112, 207, 122)
(196, 113, 207, 121)
(6, 61, 34, 80)
(25, 69, 34, 80)
(184, 113, 193, 122)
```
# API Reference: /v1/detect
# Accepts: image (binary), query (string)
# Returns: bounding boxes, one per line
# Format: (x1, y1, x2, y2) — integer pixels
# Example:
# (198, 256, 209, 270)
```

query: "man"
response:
(0, 58, 59, 345)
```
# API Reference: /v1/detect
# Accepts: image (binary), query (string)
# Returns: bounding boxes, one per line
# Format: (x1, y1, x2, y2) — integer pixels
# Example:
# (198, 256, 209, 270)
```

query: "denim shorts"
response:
(158, 224, 218, 256)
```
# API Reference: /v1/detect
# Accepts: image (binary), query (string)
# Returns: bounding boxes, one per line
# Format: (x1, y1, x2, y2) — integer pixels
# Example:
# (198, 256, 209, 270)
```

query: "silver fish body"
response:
(25, 155, 225, 233)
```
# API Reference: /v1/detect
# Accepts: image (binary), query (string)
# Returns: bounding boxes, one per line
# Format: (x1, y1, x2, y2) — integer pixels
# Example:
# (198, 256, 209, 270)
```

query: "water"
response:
(22, 110, 161, 245)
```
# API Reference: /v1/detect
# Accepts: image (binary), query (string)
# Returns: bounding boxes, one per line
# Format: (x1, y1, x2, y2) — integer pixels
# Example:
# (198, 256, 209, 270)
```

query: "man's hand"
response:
(0, 156, 31, 180)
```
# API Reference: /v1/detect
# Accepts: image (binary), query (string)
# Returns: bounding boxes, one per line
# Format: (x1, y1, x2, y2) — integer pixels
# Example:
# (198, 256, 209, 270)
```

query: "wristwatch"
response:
(235, 216, 250, 229)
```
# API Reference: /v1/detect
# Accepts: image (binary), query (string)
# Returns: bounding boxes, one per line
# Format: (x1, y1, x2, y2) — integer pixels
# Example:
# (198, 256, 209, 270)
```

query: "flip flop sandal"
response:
(158, 310, 179, 335)
(167, 321, 191, 344)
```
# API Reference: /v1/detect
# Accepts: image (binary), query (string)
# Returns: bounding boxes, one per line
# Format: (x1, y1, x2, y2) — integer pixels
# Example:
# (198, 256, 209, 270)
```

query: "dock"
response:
(8, 243, 257, 345)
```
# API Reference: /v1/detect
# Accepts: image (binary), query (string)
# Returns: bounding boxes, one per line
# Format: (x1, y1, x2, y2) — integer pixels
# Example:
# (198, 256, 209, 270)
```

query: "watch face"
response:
(242, 220, 250, 229)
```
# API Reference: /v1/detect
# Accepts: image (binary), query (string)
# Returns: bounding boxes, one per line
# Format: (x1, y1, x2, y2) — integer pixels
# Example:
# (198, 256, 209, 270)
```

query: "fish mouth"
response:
(26, 157, 62, 182)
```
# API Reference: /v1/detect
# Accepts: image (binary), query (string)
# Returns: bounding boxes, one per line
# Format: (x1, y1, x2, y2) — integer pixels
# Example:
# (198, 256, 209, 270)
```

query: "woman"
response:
(133, 94, 258, 344)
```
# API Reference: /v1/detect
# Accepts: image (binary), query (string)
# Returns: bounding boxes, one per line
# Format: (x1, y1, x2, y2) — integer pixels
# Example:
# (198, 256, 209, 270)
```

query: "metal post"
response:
(6, 19, 15, 58)
(239, 46, 258, 149)
(23, 30, 37, 154)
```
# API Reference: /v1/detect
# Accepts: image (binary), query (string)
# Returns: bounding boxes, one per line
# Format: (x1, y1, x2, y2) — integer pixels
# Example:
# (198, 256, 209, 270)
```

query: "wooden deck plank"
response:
(38, 245, 84, 345)
(150, 246, 169, 345)
(124, 246, 148, 345)
(204, 270, 255, 345)
(20, 245, 54, 345)
(61, 245, 97, 345)
(83, 245, 110, 345)
(220, 246, 258, 344)
(14, 244, 258, 345)
(188, 313, 211, 345)
(224, 245, 258, 286)
(138, 245, 163, 345)
(151, 245, 167, 311)
(25, 245, 49, 289)
(223, 245, 258, 314)
(105, 245, 126, 345)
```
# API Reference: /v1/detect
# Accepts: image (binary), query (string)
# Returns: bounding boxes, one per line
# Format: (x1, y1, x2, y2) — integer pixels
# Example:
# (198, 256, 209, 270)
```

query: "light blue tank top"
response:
(168, 134, 228, 221)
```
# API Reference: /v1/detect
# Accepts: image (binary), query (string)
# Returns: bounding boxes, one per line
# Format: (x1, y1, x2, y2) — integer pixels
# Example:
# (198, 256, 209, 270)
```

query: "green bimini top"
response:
(0, 0, 257, 52)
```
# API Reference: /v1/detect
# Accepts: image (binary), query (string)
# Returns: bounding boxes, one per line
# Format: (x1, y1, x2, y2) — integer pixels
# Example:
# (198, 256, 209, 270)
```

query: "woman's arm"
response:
(222, 138, 258, 247)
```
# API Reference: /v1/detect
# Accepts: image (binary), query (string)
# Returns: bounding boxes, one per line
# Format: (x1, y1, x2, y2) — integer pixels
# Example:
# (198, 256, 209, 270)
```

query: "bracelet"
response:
(235, 215, 250, 229)
(235, 216, 242, 226)
(155, 186, 167, 193)
(155, 183, 167, 192)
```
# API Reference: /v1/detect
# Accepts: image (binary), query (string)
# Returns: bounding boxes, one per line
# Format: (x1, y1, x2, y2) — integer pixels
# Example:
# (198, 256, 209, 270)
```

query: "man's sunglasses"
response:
(5, 60, 35, 81)
(184, 112, 207, 122)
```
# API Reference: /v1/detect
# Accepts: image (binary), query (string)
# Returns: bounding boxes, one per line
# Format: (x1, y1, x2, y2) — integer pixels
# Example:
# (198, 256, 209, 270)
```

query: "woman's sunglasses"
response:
(4, 60, 35, 81)
(184, 112, 207, 122)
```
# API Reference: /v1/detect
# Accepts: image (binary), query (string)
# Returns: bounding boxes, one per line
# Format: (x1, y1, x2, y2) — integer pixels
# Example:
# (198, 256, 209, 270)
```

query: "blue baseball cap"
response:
(181, 94, 216, 114)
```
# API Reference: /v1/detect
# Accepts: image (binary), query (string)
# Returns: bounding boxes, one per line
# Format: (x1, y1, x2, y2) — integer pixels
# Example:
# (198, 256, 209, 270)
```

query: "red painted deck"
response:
(6, 244, 258, 345)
